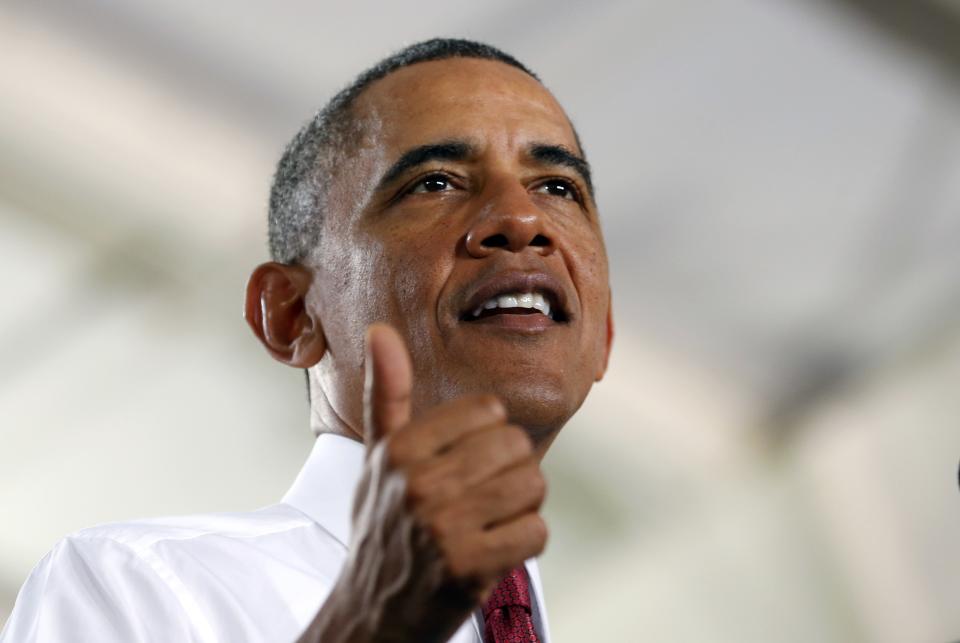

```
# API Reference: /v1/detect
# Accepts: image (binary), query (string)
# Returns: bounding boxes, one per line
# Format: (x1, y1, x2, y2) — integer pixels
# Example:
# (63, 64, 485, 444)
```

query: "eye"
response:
(537, 178, 579, 201)
(408, 173, 455, 195)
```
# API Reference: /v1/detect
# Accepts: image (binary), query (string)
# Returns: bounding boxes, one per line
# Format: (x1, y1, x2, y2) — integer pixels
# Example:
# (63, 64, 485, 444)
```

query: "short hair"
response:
(267, 38, 540, 265)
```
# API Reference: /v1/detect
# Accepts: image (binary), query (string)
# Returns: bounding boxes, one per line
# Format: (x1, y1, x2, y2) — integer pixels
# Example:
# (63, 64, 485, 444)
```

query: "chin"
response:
(493, 382, 582, 447)
(412, 359, 595, 447)
(512, 414, 562, 449)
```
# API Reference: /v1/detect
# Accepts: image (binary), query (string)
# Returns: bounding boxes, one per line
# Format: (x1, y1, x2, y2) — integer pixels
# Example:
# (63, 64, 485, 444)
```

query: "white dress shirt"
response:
(1, 434, 551, 642)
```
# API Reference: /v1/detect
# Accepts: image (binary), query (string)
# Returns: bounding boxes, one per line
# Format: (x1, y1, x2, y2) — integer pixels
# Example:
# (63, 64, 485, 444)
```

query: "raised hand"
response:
(298, 323, 547, 643)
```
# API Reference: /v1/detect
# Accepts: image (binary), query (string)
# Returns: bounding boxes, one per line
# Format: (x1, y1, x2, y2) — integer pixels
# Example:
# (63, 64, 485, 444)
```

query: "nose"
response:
(464, 179, 555, 258)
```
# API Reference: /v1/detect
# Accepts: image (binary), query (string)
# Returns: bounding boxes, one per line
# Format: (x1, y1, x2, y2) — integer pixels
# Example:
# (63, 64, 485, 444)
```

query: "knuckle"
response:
(476, 532, 501, 559)
(528, 514, 548, 548)
(468, 394, 506, 421)
(404, 470, 432, 505)
(407, 469, 463, 509)
(503, 425, 533, 456)
(445, 550, 478, 580)
(526, 468, 547, 503)
(428, 509, 459, 543)
(488, 478, 513, 504)
(494, 467, 542, 504)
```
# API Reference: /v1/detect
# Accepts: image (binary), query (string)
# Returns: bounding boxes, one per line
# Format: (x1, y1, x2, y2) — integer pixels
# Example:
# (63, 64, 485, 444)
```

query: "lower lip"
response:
(462, 312, 557, 332)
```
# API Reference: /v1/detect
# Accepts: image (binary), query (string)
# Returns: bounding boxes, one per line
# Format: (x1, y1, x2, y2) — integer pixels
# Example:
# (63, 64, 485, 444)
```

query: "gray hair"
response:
(267, 38, 540, 264)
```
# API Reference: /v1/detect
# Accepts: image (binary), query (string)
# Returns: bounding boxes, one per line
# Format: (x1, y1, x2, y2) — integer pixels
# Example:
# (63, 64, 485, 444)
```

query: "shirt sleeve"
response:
(1, 536, 200, 643)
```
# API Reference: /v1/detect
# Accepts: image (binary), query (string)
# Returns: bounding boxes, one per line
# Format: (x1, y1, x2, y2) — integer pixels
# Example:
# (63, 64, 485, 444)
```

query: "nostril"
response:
(481, 233, 509, 248)
(530, 234, 550, 247)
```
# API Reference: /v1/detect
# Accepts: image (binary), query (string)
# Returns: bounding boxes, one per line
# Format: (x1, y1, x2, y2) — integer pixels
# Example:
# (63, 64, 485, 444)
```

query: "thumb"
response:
(363, 323, 413, 443)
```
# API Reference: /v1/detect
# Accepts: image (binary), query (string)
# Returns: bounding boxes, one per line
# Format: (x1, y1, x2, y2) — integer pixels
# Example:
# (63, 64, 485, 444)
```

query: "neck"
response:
(310, 401, 363, 443)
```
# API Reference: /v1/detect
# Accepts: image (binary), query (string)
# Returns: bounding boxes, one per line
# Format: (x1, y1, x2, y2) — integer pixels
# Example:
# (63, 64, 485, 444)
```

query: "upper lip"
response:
(457, 270, 572, 322)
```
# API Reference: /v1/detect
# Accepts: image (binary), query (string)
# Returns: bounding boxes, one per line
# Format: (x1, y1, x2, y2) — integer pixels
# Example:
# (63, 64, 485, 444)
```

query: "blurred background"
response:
(2, 0, 960, 640)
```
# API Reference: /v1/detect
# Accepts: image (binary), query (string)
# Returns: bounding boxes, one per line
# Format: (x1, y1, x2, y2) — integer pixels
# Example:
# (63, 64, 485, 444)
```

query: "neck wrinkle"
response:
(309, 372, 365, 443)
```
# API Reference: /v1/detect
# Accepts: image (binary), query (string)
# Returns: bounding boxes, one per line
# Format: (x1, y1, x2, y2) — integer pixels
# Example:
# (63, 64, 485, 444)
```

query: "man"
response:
(1, 38, 612, 642)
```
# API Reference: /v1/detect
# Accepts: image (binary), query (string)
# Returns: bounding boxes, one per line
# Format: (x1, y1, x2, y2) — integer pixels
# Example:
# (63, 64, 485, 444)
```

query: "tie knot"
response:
(482, 567, 532, 618)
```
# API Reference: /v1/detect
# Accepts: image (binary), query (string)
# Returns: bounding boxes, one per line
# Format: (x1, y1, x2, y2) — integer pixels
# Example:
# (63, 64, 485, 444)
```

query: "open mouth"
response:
(459, 289, 569, 323)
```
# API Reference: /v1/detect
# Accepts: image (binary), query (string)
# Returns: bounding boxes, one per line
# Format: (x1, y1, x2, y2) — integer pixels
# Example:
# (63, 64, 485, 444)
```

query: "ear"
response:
(595, 292, 614, 382)
(244, 262, 326, 368)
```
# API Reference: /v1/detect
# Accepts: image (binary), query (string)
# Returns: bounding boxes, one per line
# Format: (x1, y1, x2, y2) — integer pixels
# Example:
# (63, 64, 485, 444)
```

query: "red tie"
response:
(481, 567, 541, 643)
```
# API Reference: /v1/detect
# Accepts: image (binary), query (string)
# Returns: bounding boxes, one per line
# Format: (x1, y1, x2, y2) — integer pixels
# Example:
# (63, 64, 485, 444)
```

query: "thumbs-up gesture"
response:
(299, 323, 548, 643)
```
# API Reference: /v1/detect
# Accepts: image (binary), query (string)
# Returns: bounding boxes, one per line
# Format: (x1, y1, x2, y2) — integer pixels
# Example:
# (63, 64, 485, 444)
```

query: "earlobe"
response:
(595, 294, 614, 382)
(245, 262, 326, 368)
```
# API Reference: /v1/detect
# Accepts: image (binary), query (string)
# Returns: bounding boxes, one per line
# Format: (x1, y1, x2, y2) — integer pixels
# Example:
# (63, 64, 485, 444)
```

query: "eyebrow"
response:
(374, 139, 595, 199)
(376, 141, 474, 190)
(528, 143, 594, 197)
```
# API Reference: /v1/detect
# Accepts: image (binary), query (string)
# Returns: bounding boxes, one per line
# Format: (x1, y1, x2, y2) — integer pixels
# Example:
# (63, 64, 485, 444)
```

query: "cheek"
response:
(311, 230, 390, 361)
(388, 238, 452, 333)
(377, 220, 458, 365)
(561, 225, 610, 353)
(561, 221, 609, 297)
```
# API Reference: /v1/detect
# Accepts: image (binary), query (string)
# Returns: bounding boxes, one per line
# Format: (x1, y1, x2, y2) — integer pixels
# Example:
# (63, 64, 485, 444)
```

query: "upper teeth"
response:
(472, 292, 552, 318)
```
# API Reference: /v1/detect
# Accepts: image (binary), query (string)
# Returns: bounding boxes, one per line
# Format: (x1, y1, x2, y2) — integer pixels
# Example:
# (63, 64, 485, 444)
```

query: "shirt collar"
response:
(281, 433, 365, 547)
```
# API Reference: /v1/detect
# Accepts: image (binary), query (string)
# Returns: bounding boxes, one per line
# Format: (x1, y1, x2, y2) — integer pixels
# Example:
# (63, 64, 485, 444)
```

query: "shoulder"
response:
(1, 505, 331, 642)
(67, 502, 316, 554)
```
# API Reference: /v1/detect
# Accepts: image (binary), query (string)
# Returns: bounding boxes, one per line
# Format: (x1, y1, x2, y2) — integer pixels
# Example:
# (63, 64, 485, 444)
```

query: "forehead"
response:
(353, 58, 579, 155)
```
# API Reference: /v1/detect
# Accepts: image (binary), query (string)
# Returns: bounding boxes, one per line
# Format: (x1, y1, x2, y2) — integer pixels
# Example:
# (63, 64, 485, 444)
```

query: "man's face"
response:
(309, 57, 611, 447)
